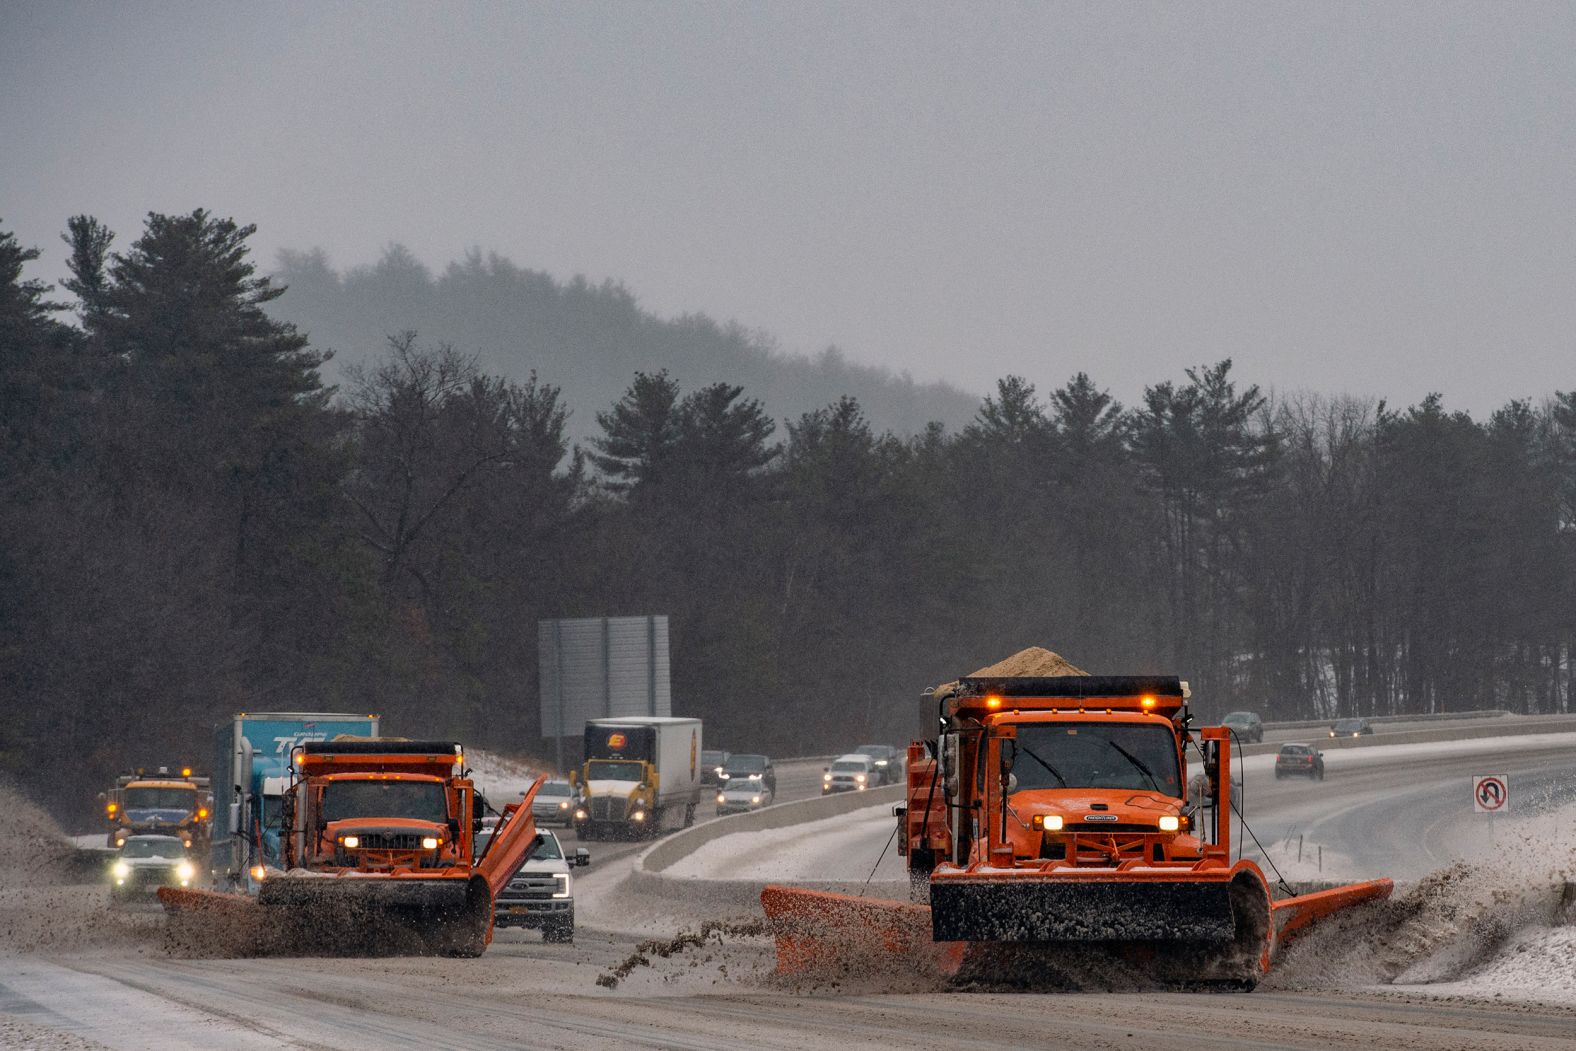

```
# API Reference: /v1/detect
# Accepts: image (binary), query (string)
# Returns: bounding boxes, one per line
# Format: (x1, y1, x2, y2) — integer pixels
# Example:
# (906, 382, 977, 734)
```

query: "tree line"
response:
(2, 210, 1572, 818)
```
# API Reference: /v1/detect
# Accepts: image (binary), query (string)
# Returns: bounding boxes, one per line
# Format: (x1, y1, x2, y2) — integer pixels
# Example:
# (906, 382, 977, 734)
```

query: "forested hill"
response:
(268, 246, 979, 439)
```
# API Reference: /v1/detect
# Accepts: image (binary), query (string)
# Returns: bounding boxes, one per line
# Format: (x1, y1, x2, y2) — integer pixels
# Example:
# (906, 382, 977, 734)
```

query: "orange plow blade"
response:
(1271, 878, 1393, 948)
(158, 886, 266, 957)
(760, 885, 964, 980)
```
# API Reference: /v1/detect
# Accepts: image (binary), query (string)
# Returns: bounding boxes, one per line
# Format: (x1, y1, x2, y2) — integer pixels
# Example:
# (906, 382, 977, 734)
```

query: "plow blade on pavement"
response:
(159, 876, 491, 957)
(762, 872, 1393, 988)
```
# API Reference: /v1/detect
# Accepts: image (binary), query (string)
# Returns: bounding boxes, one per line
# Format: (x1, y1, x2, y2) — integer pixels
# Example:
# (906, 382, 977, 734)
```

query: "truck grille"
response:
(352, 831, 426, 850)
(498, 873, 560, 901)
(589, 797, 625, 821)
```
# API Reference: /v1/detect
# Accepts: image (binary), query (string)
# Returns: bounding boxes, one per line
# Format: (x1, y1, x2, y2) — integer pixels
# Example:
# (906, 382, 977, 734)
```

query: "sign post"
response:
(1472, 774, 1509, 814)
(1473, 773, 1508, 841)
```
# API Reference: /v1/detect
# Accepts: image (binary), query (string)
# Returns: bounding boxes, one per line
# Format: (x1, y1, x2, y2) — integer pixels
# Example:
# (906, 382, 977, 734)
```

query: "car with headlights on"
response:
(822, 754, 877, 794)
(110, 834, 198, 899)
(1329, 718, 1373, 738)
(1274, 743, 1325, 780)
(481, 828, 589, 943)
(855, 744, 904, 785)
(701, 749, 731, 787)
(530, 779, 577, 827)
(719, 753, 775, 795)
(716, 781, 774, 815)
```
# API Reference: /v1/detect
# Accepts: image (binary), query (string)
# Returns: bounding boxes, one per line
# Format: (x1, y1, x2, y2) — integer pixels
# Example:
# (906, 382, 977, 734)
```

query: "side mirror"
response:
(574, 847, 590, 867)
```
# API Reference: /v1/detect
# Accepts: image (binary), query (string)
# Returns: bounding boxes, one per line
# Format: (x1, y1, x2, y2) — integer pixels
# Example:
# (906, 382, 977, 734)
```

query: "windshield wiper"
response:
(1018, 745, 1067, 788)
(1104, 739, 1161, 792)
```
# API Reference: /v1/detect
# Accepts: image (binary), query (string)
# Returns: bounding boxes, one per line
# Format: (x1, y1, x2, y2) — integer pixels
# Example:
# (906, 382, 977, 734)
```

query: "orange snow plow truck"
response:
(161, 739, 545, 957)
(763, 665, 1391, 987)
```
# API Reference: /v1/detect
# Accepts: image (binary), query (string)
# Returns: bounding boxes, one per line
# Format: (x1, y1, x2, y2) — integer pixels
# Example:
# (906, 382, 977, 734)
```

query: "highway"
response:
(3, 722, 1575, 1049)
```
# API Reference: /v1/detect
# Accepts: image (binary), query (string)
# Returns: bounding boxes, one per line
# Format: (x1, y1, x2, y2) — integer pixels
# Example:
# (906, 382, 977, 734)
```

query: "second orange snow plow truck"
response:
(764, 671, 1391, 986)
(162, 739, 545, 957)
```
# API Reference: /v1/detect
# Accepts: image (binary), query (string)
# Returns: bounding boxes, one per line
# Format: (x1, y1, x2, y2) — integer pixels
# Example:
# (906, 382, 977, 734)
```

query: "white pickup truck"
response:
(475, 827, 589, 942)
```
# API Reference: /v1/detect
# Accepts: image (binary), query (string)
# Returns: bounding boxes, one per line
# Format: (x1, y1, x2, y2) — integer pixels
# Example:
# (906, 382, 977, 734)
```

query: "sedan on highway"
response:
(716, 782, 774, 815)
(1222, 711, 1264, 743)
(701, 749, 731, 787)
(823, 754, 876, 794)
(1275, 743, 1325, 780)
(1330, 718, 1374, 738)
(855, 744, 904, 785)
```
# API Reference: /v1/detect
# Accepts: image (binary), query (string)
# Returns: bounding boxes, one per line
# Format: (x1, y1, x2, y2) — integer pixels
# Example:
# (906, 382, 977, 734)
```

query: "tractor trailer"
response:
(572, 717, 702, 838)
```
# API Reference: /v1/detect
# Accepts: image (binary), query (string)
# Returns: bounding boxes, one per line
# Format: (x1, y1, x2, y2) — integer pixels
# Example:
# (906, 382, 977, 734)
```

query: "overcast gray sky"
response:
(5, 2, 1574, 414)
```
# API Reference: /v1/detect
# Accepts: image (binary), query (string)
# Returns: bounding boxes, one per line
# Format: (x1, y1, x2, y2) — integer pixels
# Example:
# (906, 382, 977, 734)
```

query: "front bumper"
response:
(493, 898, 573, 929)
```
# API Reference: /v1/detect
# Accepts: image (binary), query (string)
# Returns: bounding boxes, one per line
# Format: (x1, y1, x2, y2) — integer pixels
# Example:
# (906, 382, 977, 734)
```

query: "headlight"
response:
(249, 863, 267, 882)
(341, 835, 360, 849)
(632, 811, 646, 822)
(823, 772, 832, 782)
(552, 873, 570, 899)
(1031, 814, 1064, 831)
(112, 860, 130, 878)
(748, 773, 761, 780)
(421, 836, 440, 850)
(718, 772, 730, 781)
(176, 860, 195, 880)
(717, 793, 727, 805)
(855, 774, 866, 782)
(574, 808, 587, 820)
(751, 795, 761, 804)
(557, 800, 569, 810)
(1158, 815, 1180, 832)
(875, 760, 888, 767)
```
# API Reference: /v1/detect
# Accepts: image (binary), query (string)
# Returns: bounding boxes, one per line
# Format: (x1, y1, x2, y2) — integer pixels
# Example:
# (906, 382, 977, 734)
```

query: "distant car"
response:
(719, 754, 776, 795)
(701, 750, 732, 787)
(485, 828, 589, 943)
(854, 744, 904, 785)
(530, 779, 576, 827)
(716, 782, 774, 815)
(1221, 711, 1264, 743)
(1329, 718, 1373, 738)
(1275, 743, 1325, 780)
(823, 754, 877, 794)
(110, 834, 197, 899)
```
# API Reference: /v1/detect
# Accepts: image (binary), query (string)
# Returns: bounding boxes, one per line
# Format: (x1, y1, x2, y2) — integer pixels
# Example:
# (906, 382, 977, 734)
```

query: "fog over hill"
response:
(268, 246, 980, 439)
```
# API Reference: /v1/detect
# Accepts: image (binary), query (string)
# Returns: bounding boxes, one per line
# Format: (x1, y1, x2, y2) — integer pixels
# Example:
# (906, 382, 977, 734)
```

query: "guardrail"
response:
(1259, 709, 1515, 732)
(1237, 712, 1576, 757)
(629, 784, 907, 911)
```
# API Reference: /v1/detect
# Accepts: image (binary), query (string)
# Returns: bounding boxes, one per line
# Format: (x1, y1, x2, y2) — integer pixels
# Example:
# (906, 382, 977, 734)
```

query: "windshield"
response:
(1222, 712, 1253, 724)
(855, 746, 887, 758)
(530, 834, 563, 861)
(121, 838, 185, 859)
(587, 760, 644, 781)
(1333, 720, 1362, 731)
(831, 760, 867, 773)
(538, 781, 572, 796)
(321, 780, 449, 824)
(123, 787, 196, 811)
(1010, 723, 1182, 796)
(1281, 745, 1311, 755)
(702, 751, 728, 766)
(727, 755, 767, 773)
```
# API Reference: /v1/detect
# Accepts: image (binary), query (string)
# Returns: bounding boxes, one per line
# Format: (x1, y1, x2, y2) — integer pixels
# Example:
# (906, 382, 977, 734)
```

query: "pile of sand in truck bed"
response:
(967, 647, 1087, 679)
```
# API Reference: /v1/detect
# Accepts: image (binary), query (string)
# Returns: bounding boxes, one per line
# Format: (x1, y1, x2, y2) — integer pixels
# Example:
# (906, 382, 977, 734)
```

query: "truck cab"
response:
(571, 718, 702, 839)
(104, 769, 210, 849)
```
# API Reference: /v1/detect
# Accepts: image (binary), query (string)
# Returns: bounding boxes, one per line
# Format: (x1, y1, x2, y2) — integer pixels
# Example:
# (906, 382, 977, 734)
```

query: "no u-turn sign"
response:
(1473, 774, 1509, 813)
